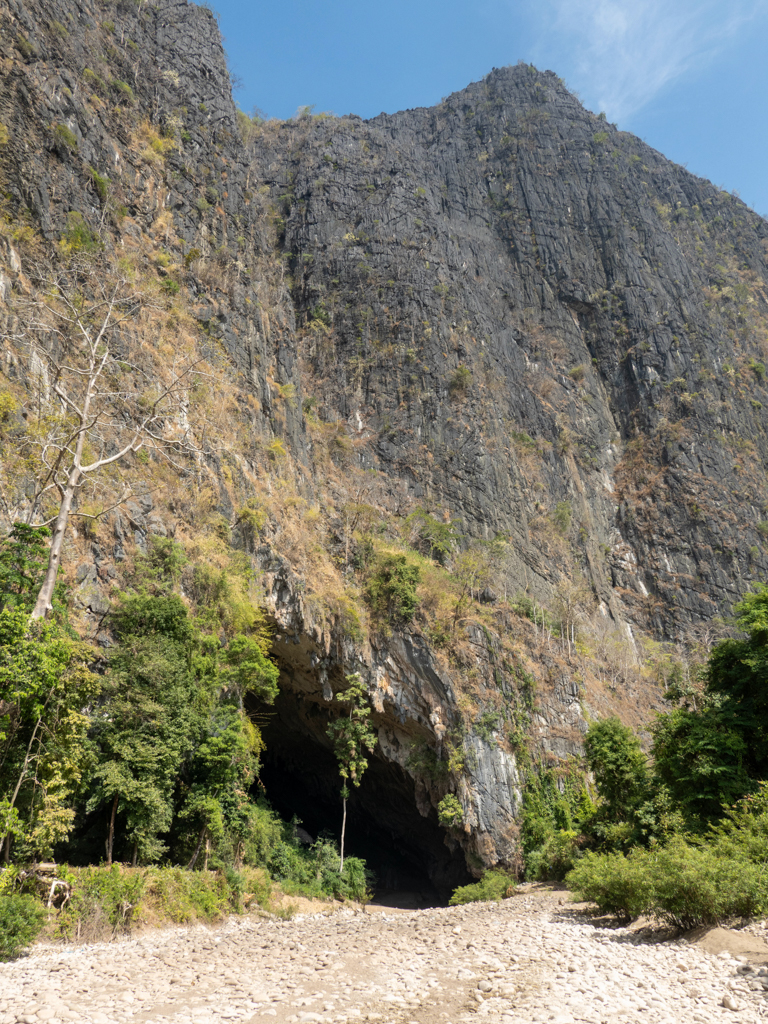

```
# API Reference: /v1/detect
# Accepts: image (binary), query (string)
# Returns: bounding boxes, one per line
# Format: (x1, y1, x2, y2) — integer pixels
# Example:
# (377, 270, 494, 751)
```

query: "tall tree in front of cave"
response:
(327, 673, 377, 873)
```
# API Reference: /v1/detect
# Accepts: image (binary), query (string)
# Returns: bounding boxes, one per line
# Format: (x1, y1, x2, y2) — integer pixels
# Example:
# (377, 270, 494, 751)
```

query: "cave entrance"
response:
(252, 685, 472, 904)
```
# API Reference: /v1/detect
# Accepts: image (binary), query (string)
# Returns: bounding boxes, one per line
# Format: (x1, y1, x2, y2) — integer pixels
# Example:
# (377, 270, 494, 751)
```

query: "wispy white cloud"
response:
(529, 0, 768, 122)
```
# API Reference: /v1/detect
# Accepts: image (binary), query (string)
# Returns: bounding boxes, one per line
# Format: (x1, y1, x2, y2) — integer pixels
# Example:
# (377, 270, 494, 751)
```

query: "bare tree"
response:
(2, 263, 209, 618)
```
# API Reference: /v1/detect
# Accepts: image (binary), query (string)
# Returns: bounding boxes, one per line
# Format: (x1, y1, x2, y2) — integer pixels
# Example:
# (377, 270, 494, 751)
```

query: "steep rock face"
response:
(251, 67, 768, 633)
(1, 0, 767, 877)
(0, 0, 304, 451)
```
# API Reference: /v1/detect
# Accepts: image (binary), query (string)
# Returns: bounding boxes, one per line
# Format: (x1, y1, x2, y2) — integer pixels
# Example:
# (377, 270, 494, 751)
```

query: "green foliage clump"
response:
(437, 793, 464, 828)
(448, 364, 472, 398)
(567, 783, 768, 927)
(111, 79, 135, 104)
(365, 553, 420, 624)
(82, 68, 107, 93)
(566, 849, 655, 923)
(14, 34, 36, 60)
(552, 501, 572, 534)
(0, 124, 9, 147)
(749, 359, 766, 382)
(583, 717, 651, 846)
(0, 605, 99, 861)
(0, 893, 46, 960)
(269, 833, 370, 902)
(54, 123, 78, 151)
(89, 167, 109, 202)
(405, 508, 461, 564)
(651, 583, 768, 826)
(521, 761, 590, 880)
(57, 865, 146, 937)
(449, 869, 515, 905)
(60, 212, 101, 254)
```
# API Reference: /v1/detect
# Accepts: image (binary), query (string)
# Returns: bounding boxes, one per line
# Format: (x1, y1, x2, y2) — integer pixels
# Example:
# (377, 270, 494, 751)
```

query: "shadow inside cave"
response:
(251, 685, 472, 902)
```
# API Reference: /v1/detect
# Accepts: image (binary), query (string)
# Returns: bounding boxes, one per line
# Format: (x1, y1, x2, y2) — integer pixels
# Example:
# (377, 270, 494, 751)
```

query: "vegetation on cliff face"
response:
(522, 585, 768, 925)
(0, 0, 767, 903)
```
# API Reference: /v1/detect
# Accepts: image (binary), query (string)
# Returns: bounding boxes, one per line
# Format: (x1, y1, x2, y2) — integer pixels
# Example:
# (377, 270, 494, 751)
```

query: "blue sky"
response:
(213, 0, 768, 217)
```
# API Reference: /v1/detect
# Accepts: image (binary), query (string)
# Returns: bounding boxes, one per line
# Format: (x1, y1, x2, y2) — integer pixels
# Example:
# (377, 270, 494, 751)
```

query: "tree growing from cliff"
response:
(327, 673, 376, 873)
(1, 262, 208, 619)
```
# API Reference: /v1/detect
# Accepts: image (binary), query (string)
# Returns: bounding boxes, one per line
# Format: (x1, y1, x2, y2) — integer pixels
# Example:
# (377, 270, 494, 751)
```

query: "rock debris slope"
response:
(1, 890, 767, 1024)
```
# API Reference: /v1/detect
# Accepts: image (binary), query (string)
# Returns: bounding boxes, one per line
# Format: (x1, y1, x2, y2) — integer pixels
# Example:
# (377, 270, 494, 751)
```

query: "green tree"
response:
(651, 584, 768, 826)
(327, 674, 376, 872)
(0, 609, 98, 861)
(0, 524, 51, 613)
(706, 584, 768, 780)
(180, 633, 278, 870)
(88, 594, 199, 865)
(651, 703, 751, 826)
(583, 717, 651, 848)
(365, 554, 420, 624)
(405, 508, 461, 564)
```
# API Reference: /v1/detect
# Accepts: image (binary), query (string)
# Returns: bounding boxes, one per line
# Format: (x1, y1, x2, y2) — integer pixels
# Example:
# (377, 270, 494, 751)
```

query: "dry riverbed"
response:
(2, 886, 768, 1024)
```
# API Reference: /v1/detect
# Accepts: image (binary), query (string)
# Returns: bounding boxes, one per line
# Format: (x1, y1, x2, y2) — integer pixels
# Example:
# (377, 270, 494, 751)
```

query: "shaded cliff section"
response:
(250, 66, 768, 634)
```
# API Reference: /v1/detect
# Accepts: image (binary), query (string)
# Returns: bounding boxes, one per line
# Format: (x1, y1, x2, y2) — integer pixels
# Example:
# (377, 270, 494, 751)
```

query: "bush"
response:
(448, 364, 472, 398)
(60, 212, 101, 254)
(89, 167, 109, 202)
(365, 553, 420, 624)
(54, 123, 78, 151)
(57, 865, 146, 939)
(525, 828, 581, 881)
(566, 849, 655, 923)
(651, 841, 768, 928)
(111, 79, 135, 104)
(437, 794, 464, 828)
(270, 835, 371, 902)
(0, 894, 47, 960)
(567, 827, 768, 927)
(449, 869, 515, 906)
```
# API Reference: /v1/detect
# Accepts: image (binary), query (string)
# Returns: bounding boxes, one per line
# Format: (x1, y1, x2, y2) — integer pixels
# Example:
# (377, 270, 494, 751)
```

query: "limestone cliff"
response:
(1, 0, 767, 883)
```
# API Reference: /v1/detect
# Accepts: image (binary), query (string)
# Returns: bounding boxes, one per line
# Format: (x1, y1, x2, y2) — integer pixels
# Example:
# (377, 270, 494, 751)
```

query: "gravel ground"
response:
(2, 886, 767, 1024)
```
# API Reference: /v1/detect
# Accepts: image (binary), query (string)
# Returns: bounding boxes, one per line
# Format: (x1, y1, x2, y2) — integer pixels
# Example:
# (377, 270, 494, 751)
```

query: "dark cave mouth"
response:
(253, 687, 472, 899)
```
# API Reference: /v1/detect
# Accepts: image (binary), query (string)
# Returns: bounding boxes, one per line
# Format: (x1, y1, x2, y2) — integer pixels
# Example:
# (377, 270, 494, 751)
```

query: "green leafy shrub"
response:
(14, 34, 36, 59)
(448, 364, 472, 398)
(161, 278, 180, 296)
(437, 794, 464, 828)
(82, 68, 107, 93)
(111, 79, 135, 104)
(749, 359, 766, 382)
(526, 828, 581, 882)
(650, 841, 768, 928)
(552, 501, 572, 534)
(89, 167, 109, 201)
(0, 894, 47, 960)
(57, 865, 146, 938)
(449, 869, 515, 905)
(567, 788, 768, 927)
(60, 212, 101, 253)
(54, 123, 78, 151)
(566, 849, 655, 922)
(270, 835, 371, 902)
(365, 553, 420, 623)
